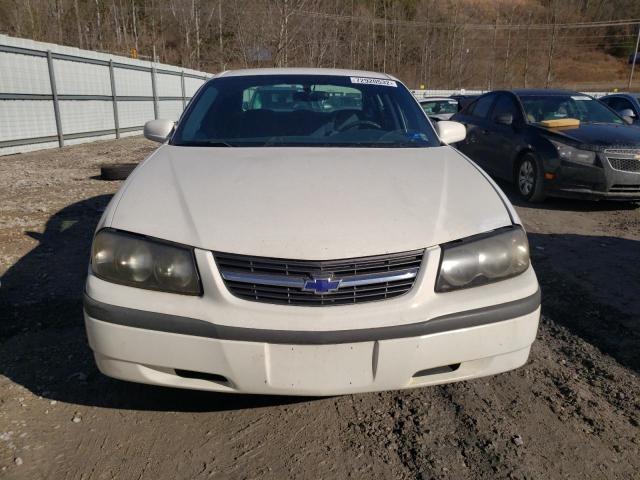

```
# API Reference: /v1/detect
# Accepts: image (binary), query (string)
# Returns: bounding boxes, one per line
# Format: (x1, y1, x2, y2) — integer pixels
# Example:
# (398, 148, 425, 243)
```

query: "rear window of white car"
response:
(172, 74, 440, 148)
(242, 84, 363, 112)
(420, 99, 458, 115)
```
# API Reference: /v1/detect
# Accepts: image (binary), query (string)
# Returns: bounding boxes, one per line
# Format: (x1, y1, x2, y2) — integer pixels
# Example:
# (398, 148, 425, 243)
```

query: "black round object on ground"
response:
(100, 163, 137, 180)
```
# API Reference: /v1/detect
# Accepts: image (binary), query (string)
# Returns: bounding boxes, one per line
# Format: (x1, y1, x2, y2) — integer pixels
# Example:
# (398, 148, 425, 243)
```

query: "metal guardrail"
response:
(0, 44, 209, 149)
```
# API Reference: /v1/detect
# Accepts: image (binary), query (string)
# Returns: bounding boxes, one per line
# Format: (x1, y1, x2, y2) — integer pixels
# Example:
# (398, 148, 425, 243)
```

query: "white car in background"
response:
(83, 68, 540, 396)
(419, 96, 460, 121)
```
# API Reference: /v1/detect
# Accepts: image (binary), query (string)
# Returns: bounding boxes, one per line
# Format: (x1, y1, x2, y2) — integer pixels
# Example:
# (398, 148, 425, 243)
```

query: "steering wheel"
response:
(336, 120, 382, 132)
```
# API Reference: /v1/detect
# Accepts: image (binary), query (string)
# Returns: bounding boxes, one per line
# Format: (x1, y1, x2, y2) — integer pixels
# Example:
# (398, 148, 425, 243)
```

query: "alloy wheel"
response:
(518, 159, 535, 196)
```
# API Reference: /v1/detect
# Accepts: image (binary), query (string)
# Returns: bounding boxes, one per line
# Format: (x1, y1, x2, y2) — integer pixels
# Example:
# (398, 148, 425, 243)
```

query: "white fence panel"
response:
(156, 73, 183, 97)
(0, 101, 57, 141)
(184, 76, 205, 97)
(158, 100, 185, 122)
(53, 60, 111, 95)
(0, 54, 51, 94)
(117, 101, 156, 128)
(0, 34, 212, 156)
(59, 101, 116, 134)
(114, 68, 153, 97)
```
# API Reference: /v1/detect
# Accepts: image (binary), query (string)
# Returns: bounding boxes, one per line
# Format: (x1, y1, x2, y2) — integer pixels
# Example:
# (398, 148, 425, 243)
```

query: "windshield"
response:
(420, 99, 458, 115)
(519, 94, 624, 125)
(171, 75, 439, 147)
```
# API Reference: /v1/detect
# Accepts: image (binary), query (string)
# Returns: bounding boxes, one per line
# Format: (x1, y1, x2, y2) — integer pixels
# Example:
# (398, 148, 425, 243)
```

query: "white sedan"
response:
(84, 68, 540, 396)
(419, 96, 459, 121)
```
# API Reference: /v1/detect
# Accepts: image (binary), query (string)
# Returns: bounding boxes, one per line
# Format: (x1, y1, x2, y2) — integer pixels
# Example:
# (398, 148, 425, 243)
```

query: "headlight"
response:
(91, 230, 201, 295)
(435, 227, 530, 292)
(549, 139, 596, 165)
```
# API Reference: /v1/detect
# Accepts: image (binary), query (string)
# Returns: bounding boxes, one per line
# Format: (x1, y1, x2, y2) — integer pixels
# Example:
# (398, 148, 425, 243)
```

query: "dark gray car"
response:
(452, 89, 640, 202)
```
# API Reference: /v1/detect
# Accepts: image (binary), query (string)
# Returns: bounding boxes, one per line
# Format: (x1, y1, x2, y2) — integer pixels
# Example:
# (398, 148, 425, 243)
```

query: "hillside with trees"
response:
(2, 0, 640, 89)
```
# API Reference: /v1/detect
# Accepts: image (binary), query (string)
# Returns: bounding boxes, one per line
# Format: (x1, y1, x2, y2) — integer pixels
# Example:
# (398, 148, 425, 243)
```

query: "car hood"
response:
(108, 146, 512, 259)
(534, 123, 640, 148)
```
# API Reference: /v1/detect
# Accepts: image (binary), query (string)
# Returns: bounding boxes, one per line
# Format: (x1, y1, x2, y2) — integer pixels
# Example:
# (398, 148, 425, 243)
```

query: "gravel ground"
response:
(0, 137, 638, 480)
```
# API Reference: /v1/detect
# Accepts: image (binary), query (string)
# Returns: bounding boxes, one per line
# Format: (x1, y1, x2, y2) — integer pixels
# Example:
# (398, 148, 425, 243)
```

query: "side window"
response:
(459, 100, 475, 115)
(470, 94, 497, 119)
(491, 95, 520, 122)
(607, 97, 633, 113)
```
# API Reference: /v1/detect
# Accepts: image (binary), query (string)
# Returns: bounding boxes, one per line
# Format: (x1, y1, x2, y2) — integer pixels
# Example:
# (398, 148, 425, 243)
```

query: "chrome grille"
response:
(214, 249, 425, 306)
(605, 149, 640, 173)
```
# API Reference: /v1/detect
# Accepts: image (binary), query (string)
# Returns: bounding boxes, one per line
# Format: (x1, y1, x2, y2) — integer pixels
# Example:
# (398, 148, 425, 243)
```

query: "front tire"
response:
(516, 154, 546, 202)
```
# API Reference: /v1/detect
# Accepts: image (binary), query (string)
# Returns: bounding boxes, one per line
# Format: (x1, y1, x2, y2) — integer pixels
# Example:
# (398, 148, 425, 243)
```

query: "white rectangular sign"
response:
(350, 77, 397, 87)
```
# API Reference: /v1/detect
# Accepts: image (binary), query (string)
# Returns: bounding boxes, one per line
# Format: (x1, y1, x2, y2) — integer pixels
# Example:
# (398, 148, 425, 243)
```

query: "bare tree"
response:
(546, 3, 559, 88)
(1, 0, 640, 89)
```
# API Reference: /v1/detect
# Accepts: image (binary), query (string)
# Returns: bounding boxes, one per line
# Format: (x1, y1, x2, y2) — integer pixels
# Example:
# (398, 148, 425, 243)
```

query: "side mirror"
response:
(496, 113, 514, 126)
(436, 120, 466, 144)
(144, 119, 175, 143)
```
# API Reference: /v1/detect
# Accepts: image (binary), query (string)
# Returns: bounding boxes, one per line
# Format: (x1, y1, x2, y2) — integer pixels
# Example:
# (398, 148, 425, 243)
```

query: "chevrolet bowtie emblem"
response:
(302, 276, 342, 294)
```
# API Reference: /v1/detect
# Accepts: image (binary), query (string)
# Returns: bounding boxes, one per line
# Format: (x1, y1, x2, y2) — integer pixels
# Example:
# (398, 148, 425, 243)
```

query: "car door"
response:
(480, 93, 525, 180)
(453, 93, 498, 167)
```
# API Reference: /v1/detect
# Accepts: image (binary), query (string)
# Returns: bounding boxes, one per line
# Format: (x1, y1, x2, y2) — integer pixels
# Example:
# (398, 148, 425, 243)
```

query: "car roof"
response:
(508, 88, 584, 96)
(214, 67, 398, 81)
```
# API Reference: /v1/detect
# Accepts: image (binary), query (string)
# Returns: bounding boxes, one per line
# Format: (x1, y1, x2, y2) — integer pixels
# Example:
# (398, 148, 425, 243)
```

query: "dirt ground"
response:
(0, 137, 639, 480)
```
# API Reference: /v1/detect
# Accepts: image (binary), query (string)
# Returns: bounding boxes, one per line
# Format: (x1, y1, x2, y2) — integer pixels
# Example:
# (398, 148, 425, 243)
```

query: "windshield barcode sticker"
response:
(571, 95, 591, 101)
(350, 77, 397, 87)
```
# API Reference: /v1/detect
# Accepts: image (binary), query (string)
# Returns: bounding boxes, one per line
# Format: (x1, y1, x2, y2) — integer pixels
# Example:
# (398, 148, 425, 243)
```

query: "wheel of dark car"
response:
(516, 154, 546, 202)
(100, 163, 137, 181)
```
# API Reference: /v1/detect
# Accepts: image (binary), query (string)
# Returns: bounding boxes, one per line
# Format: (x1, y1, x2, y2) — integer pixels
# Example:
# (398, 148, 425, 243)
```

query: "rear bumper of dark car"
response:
(544, 154, 640, 200)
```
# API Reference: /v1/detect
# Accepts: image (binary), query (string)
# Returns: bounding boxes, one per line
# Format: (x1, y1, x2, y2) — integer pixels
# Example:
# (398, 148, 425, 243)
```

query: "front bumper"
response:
(85, 298, 539, 396)
(544, 154, 640, 200)
(83, 248, 540, 396)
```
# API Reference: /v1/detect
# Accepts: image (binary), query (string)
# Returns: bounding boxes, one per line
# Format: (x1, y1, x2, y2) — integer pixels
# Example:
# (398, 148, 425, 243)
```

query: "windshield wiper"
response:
(343, 142, 430, 148)
(176, 140, 235, 147)
(262, 136, 287, 147)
